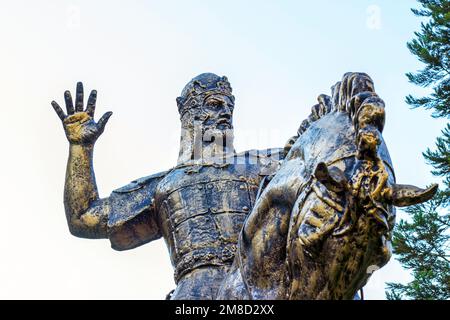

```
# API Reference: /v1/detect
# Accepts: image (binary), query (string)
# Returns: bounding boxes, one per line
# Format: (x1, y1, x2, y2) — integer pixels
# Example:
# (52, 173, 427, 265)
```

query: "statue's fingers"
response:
(97, 111, 113, 132)
(51, 101, 66, 121)
(64, 90, 74, 115)
(86, 90, 97, 117)
(75, 82, 84, 112)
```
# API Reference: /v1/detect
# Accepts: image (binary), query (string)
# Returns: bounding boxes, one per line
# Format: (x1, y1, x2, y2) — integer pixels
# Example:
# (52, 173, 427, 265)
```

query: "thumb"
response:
(98, 111, 113, 132)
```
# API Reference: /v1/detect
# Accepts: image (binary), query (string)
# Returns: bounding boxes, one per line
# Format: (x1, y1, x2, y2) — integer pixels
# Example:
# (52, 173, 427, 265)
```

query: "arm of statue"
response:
(51, 82, 113, 238)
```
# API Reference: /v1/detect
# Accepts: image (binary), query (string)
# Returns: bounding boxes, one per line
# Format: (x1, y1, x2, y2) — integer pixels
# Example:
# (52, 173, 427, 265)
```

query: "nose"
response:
(221, 104, 232, 117)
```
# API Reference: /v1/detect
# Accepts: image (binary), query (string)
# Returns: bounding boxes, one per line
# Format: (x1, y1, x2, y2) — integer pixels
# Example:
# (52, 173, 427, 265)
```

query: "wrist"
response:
(69, 143, 95, 155)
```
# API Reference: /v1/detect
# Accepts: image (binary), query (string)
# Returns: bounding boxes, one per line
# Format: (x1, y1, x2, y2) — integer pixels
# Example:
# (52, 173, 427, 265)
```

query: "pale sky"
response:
(0, 0, 446, 299)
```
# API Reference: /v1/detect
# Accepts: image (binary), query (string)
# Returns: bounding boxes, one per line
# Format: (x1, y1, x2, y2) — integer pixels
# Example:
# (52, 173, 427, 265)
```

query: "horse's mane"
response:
(283, 72, 381, 155)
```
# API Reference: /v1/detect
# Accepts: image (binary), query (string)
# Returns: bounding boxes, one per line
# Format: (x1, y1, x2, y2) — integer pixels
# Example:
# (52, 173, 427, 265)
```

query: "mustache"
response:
(194, 112, 232, 123)
(216, 117, 231, 124)
(195, 117, 233, 129)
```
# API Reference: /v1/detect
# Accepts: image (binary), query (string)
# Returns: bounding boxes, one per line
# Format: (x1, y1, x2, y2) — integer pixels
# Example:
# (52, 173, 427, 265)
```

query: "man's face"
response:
(194, 94, 234, 131)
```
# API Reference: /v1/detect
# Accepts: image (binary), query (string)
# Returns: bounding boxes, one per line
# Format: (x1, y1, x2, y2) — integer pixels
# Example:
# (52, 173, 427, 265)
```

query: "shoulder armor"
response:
(235, 148, 285, 161)
(108, 170, 168, 251)
(258, 147, 285, 161)
(235, 148, 284, 177)
(112, 171, 168, 194)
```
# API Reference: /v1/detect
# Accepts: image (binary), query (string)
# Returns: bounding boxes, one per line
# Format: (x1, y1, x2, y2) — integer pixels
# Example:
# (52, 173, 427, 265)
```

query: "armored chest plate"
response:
(154, 157, 269, 282)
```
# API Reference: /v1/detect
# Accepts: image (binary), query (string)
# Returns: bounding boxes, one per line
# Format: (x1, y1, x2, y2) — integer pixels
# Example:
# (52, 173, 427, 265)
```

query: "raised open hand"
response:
(51, 82, 112, 145)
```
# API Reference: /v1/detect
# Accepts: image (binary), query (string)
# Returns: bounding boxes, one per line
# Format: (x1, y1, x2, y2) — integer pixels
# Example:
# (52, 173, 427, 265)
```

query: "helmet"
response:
(176, 73, 234, 117)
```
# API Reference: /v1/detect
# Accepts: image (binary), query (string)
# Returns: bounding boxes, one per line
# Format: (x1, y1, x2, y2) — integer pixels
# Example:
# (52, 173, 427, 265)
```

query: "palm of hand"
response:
(51, 82, 112, 145)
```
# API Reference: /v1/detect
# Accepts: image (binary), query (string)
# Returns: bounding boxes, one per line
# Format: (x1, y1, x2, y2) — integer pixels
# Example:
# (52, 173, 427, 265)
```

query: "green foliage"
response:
(405, 0, 450, 118)
(424, 123, 450, 189)
(386, 191, 450, 300)
(386, 0, 450, 300)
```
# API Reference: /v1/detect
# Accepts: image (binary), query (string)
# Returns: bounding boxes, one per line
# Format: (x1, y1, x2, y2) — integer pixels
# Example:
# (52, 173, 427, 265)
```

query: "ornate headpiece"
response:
(176, 73, 234, 117)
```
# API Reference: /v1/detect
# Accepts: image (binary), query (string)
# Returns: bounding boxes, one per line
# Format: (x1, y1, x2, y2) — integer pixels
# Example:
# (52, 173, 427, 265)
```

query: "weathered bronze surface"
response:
(51, 72, 437, 300)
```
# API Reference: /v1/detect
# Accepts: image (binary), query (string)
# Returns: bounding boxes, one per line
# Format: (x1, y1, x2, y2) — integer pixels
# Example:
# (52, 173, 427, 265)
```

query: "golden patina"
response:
(51, 72, 437, 300)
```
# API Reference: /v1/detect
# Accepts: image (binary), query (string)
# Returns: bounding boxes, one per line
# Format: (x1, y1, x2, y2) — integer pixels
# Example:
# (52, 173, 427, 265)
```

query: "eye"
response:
(207, 99, 223, 107)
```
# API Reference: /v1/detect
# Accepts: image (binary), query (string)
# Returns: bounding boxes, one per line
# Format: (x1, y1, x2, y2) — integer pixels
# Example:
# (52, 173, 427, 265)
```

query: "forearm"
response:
(64, 143, 107, 237)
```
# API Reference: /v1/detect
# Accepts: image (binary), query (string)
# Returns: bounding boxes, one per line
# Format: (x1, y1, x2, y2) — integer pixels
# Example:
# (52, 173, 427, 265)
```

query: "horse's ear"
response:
(314, 163, 347, 192)
(388, 183, 438, 207)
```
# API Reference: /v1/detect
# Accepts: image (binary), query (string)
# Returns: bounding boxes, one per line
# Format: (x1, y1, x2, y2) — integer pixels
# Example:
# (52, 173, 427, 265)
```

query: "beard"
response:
(177, 117, 235, 165)
(189, 126, 235, 162)
(202, 126, 233, 144)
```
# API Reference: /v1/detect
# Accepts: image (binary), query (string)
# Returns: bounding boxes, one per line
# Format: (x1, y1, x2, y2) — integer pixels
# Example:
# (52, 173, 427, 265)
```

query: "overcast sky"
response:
(0, 0, 446, 299)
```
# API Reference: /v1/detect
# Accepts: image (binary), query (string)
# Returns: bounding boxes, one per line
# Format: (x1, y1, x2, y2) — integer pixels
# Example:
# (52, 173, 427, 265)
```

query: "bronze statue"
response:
(51, 72, 437, 300)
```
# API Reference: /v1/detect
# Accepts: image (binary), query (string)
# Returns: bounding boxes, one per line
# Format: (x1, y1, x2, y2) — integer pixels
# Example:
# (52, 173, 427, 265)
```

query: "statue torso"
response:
(154, 154, 272, 286)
